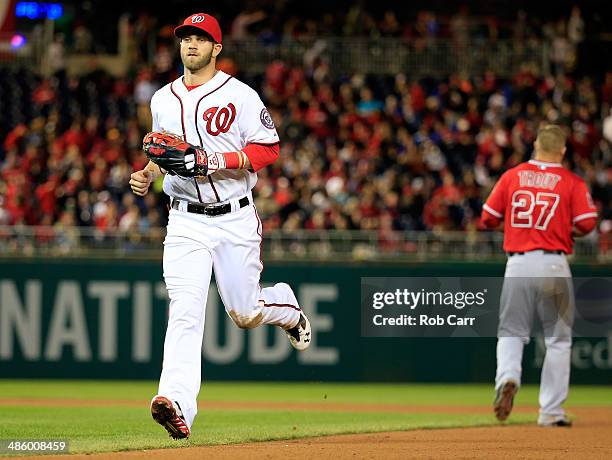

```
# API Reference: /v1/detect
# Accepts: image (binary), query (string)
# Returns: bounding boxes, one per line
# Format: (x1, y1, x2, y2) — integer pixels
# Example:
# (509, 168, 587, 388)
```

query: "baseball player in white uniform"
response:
(129, 12, 311, 439)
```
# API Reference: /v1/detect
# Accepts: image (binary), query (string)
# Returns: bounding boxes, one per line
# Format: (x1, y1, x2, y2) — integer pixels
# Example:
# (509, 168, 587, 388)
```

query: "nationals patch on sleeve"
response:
(260, 108, 275, 129)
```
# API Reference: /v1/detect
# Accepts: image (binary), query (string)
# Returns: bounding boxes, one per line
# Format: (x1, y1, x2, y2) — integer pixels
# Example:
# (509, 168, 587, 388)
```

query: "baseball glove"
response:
(142, 132, 219, 177)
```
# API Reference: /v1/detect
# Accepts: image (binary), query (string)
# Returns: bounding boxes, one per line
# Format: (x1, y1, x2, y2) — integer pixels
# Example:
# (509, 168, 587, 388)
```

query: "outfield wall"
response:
(0, 259, 610, 383)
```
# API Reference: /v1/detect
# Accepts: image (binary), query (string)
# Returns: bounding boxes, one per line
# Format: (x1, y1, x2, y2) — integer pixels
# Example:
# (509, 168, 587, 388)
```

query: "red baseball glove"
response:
(142, 132, 222, 177)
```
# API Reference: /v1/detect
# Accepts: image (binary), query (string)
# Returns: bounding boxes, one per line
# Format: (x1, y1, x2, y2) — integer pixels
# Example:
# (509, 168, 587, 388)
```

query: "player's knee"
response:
(229, 309, 263, 329)
(498, 331, 530, 345)
(166, 291, 206, 319)
(544, 336, 571, 349)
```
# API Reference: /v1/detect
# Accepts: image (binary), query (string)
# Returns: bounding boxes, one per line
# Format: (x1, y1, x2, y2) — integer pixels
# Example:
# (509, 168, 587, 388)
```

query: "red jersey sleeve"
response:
(575, 217, 597, 235)
(571, 179, 598, 225)
(482, 173, 508, 220)
(242, 142, 280, 172)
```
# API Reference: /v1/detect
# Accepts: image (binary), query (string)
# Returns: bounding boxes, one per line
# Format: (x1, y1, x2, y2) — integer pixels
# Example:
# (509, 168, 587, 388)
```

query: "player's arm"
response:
(480, 174, 507, 229)
(131, 95, 166, 196)
(145, 160, 164, 178)
(140, 89, 281, 177)
(130, 161, 164, 196)
(217, 143, 279, 171)
(182, 142, 278, 175)
(570, 178, 598, 237)
(572, 220, 596, 237)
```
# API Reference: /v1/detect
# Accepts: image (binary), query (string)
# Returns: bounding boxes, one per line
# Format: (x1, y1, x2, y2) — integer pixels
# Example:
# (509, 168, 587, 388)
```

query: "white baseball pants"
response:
(495, 250, 574, 419)
(157, 197, 301, 428)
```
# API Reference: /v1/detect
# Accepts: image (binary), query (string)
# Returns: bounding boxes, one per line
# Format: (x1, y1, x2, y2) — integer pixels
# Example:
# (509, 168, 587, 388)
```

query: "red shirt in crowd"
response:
(481, 159, 597, 254)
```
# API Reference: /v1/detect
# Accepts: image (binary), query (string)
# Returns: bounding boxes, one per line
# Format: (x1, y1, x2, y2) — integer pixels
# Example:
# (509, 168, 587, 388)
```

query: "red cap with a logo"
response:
(174, 13, 222, 43)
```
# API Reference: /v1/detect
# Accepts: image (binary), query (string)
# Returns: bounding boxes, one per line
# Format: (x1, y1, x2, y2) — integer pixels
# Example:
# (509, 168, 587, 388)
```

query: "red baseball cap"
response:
(174, 13, 222, 43)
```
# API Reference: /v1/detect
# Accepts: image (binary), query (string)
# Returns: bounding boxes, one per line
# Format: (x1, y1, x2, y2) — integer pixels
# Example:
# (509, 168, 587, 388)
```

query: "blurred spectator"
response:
(46, 33, 66, 75)
(450, 6, 470, 48)
(550, 20, 573, 75)
(604, 109, 612, 144)
(153, 44, 175, 82)
(379, 11, 401, 37)
(133, 13, 158, 63)
(230, 9, 268, 39)
(72, 22, 93, 53)
(567, 6, 585, 45)
(134, 68, 159, 130)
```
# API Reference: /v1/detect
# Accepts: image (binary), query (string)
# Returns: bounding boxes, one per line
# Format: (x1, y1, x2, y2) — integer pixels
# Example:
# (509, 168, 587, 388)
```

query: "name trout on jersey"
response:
(518, 171, 561, 190)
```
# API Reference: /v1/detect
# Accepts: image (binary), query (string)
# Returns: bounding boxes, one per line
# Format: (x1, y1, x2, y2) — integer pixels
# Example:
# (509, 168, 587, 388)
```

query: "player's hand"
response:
(571, 227, 584, 238)
(130, 169, 153, 196)
(143, 131, 215, 177)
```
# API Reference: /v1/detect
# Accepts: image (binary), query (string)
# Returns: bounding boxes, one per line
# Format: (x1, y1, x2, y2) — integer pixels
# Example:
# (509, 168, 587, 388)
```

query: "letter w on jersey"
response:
(203, 103, 236, 136)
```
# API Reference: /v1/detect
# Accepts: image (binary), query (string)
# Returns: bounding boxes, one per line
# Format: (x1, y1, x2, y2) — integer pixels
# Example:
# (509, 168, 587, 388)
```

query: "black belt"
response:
(171, 196, 250, 216)
(507, 250, 565, 256)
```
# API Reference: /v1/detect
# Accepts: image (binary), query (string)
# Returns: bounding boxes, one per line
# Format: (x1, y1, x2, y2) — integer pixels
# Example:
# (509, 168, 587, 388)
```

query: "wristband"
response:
(223, 152, 240, 169)
(221, 151, 247, 169)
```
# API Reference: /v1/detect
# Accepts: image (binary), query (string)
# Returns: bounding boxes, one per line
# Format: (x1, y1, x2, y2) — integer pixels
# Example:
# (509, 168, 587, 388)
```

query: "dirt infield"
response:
(11, 401, 612, 459)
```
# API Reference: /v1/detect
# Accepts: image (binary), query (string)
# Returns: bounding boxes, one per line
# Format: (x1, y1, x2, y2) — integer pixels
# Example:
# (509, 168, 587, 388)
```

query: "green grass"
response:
(0, 381, 610, 455)
(1, 380, 611, 406)
(1, 407, 512, 454)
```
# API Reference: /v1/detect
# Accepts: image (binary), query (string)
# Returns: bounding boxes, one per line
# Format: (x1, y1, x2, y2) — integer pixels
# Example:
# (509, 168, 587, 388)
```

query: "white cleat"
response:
(538, 414, 572, 427)
(284, 313, 311, 351)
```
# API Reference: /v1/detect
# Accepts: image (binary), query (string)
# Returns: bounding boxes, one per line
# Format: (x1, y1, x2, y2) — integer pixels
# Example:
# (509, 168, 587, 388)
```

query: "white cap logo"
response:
(191, 15, 205, 23)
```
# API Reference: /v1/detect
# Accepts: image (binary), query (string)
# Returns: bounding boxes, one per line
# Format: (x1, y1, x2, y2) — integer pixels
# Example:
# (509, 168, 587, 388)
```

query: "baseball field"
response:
(1, 380, 611, 459)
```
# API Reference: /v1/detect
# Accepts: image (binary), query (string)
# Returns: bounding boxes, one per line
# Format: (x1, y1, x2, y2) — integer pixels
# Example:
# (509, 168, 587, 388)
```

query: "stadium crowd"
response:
(1, 5, 610, 243)
(1, 65, 610, 236)
(59, 3, 592, 56)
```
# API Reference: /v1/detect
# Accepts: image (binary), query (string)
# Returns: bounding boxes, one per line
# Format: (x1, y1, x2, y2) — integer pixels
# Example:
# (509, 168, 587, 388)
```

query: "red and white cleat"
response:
(493, 380, 518, 422)
(150, 395, 191, 439)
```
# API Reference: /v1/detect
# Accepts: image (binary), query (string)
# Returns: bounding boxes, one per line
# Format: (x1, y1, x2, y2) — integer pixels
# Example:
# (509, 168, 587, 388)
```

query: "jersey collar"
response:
(176, 70, 227, 96)
(528, 159, 562, 168)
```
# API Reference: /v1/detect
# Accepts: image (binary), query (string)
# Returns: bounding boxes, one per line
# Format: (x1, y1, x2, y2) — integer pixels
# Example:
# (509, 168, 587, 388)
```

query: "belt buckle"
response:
(204, 203, 226, 216)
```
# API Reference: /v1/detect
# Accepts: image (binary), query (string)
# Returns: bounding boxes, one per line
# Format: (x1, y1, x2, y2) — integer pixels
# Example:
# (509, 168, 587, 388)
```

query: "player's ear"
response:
(212, 43, 222, 58)
(561, 146, 567, 158)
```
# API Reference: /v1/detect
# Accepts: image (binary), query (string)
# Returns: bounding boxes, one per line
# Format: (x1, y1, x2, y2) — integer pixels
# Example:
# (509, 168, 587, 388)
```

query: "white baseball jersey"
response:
(150, 70, 279, 203)
(151, 70, 303, 430)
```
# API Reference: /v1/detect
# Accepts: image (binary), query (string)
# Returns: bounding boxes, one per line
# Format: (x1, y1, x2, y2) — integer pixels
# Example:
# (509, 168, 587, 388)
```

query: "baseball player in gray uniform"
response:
(481, 124, 598, 426)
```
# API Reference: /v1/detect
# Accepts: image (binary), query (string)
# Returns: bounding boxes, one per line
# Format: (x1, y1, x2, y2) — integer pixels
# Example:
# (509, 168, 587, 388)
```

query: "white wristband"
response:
(206, 151, 226, 175)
